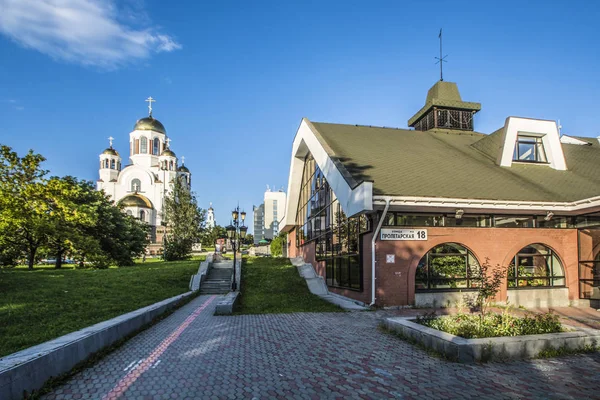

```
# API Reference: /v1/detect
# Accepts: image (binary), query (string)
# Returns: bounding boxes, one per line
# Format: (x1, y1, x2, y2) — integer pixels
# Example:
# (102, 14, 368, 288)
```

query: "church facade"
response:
(97, 98, 191, 255)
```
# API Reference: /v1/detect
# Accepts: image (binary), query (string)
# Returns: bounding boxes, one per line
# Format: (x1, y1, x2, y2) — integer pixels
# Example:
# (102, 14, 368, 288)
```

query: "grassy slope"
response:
(0, 258, 202, 358)
(235, 257, 342, 314)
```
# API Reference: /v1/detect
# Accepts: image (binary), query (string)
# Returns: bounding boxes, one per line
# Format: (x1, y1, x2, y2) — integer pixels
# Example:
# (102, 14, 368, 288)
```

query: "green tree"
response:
(44, 176, 99, 269)
(85, 194, 149, 267)
(244, 233, 254, 246)
(0, 145, 49, 269)
(270, 233, 287, 257)
(163, 178, 206, 260)
(201, 225, 226, 248)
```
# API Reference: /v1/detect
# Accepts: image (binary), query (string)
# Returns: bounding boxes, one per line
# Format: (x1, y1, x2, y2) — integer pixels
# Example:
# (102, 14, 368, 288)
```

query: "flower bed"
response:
(416, 311, 564, 339)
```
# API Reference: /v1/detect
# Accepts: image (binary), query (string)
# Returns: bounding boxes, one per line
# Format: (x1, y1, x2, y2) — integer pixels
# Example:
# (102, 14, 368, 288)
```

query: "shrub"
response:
(416, 310, 563, 339)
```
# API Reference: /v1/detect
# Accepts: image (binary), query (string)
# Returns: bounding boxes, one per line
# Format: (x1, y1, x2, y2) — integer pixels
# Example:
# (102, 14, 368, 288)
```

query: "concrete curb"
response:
(290, 257, 369, 311)
(385, 317, 600, 363)
(0, 291, 195, 400)
(214, 292, 239, 315)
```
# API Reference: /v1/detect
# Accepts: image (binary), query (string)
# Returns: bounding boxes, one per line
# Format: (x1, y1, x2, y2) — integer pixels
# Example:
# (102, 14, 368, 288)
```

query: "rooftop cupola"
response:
(408, 81, 481, 131)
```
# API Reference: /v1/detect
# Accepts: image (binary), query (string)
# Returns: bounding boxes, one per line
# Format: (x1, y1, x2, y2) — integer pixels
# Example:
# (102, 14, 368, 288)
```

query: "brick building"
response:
(280, 80, 600, 308)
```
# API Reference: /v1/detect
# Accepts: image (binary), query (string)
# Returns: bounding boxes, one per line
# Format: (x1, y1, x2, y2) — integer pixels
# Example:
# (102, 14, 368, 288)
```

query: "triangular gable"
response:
(280, 118, 373, 232)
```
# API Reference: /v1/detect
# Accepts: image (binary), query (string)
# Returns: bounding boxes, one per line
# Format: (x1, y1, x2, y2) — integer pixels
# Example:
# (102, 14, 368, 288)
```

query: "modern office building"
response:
(280, 80, 600, 309)
(253, 187, 286, 245)
(253, 204, 265, 244)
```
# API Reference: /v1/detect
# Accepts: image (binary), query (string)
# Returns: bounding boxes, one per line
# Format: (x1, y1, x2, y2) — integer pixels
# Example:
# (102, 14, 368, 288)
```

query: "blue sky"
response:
(1, 0, 599, 231)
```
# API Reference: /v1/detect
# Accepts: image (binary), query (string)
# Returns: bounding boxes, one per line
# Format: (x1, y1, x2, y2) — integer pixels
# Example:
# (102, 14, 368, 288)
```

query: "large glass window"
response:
(153, 138, 160, 155)
(508, 244, 565, 288)
(295, 154, 369, 291)
(513, 135, 547, 163)
(416, 243, 481, 291)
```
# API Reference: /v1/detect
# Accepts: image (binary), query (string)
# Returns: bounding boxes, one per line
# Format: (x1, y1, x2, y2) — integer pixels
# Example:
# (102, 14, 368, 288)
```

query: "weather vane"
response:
(145, 96, 156, 117)
(435, 28, 448, 81)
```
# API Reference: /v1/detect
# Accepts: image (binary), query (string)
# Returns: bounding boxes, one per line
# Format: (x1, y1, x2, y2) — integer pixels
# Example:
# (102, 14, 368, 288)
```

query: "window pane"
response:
(518, 142, 535, 161)
(509, 244, 565, 288)
(349, 256, 361, 289)
(494, 215, 535, 228)
(416, 243, 479, 291)
(339, 257, 349, 287)
(430, 255, 467, 279)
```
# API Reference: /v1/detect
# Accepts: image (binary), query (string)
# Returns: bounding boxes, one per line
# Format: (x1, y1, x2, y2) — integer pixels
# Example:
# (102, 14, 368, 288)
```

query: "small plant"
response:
(476, 259, 510, 316)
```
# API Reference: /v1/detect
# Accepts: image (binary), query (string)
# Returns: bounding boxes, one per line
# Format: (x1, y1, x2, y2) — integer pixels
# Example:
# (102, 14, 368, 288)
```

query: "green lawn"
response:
(0, 258, 203, 358)
(235, 257, 342, 314)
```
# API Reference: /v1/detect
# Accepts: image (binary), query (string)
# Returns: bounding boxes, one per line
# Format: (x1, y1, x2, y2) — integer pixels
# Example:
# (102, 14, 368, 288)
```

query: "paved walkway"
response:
(44, 295, 600, 400)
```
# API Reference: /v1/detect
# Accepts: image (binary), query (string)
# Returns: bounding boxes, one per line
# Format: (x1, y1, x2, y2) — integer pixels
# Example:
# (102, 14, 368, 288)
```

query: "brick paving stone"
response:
(42, 294, 600, 400)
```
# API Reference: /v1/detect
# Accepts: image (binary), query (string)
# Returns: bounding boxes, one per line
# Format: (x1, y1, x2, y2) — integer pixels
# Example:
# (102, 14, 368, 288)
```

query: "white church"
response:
(97, 97, 191, 254)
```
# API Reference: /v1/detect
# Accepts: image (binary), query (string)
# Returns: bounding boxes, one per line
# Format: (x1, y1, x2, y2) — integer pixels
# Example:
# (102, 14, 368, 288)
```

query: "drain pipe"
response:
(370, 197, 391, 306)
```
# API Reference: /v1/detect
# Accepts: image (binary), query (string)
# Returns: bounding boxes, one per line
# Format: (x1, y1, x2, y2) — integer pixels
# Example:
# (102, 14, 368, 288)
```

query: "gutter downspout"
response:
(370, 197, 391, 306)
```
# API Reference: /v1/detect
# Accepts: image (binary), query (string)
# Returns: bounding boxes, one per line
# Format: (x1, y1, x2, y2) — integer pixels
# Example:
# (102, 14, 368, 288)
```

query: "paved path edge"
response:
(0, 291, 196, 400)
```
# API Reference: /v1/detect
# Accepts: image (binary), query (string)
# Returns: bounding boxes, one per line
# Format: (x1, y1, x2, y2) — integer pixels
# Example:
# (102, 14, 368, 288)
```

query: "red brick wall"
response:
(296, 226, 581, 308)
(374, 227, 579, 307)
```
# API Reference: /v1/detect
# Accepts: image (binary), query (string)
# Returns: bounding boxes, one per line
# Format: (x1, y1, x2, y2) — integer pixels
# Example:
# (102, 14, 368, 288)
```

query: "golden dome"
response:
(177, 165, 189, 172)
(118, 193, 153, 209)
(134, 116, 166, 134)
(102, 147, 119, 156)
(160, 148, 176, 157)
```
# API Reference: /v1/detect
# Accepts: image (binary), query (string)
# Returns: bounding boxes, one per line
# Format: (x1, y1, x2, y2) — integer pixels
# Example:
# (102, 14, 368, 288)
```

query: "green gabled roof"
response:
(470, 127, 505, 161)
(309, 120, 600, 203)
(408, 81, 481, 127)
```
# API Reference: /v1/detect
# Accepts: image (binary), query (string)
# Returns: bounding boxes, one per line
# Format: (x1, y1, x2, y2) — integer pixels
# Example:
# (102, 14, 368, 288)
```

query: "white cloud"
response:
(0, 0, 181, 69)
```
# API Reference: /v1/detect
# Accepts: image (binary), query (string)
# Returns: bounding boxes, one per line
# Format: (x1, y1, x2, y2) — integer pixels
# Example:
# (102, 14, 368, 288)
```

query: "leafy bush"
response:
(416, 310, 563, 339)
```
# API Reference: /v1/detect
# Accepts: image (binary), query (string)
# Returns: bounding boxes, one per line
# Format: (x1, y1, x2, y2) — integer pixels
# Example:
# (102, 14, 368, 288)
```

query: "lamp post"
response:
(226, 206, 247, 291)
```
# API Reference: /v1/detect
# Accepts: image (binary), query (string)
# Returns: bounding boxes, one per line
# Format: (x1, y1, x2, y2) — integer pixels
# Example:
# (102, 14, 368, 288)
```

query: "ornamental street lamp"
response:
(227, 205, 247, 291)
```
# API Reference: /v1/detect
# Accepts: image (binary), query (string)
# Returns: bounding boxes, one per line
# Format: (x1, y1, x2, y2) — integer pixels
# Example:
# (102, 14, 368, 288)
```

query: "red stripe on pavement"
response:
(102, 295, 217, 400)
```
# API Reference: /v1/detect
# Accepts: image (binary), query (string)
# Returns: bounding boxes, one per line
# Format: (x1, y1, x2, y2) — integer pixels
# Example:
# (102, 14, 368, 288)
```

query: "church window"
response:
(153, 138, 160, 155)
(131, 179, 141, 192)
(139, 210, 146, 221)
(110, 159, 116, 169)
(126, 210, 133, 216)
(169, 161, 174, 170)
(140, 137, 148, 154)
(513, 135, 547, 163)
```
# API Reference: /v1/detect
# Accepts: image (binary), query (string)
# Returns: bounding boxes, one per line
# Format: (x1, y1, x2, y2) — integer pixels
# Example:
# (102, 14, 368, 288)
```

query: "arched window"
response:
(110, 159, 115, 169)
(139, 210, 145, 221)
(169, 160, 174, 170)
(416, 243, 481, 290)
(131, 178, 141, 192)
(140, 137, 148, 154)
(508, 244, 565, 288)
(153, 138, 160, 155)
(126, 210, 133, 216)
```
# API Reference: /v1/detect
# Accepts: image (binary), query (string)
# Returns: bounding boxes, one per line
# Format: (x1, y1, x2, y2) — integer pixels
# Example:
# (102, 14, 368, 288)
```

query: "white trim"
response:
(499, 117, 567, 170)
(281, 119, 373, 232)
(372, 194, 600, 213)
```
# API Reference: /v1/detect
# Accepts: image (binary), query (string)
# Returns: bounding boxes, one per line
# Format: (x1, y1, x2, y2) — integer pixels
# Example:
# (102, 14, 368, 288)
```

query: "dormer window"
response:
(513, 135, 547, 163)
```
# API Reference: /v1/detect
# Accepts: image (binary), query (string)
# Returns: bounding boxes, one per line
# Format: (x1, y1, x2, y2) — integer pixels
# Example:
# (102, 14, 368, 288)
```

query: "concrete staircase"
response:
(199, 261, 233, 294)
